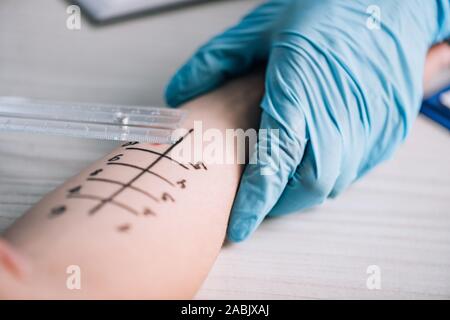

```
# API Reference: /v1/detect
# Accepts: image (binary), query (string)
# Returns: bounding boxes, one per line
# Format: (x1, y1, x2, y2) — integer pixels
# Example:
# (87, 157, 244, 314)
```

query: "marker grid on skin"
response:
(47, 129, 196, 232)
(72, 129, 194, 217)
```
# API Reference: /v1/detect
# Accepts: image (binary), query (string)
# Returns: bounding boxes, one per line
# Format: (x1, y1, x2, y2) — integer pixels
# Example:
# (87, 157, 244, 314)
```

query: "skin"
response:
(424, 43, 450, 90)
(0, 43, 448, 299)
(0, 72, 264, 299)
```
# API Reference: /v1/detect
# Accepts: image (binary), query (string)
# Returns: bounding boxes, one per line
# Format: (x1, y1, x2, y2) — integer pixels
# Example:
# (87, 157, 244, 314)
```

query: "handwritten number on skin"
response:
(176, 179, 186, 189)
(189, 162, 207, 170)
(117, 223, 131, 232)
(143, 207, 156, 216)
(50, 205, 66, 217)
(121, 141, 139, 147)
(108, 154, 123, 162)
(89, 169, 103, 177)
(68, 185, 82, 194)
(161, 192, 175, 202)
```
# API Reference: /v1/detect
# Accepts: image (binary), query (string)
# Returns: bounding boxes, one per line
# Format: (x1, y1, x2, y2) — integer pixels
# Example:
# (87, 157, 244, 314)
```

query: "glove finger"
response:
(165, 3, 281, 107)
(263, 44, 345, 216)
(227, 110, 306, 242)
(227, 46, 311, 242)
(268, 130, 342, 216)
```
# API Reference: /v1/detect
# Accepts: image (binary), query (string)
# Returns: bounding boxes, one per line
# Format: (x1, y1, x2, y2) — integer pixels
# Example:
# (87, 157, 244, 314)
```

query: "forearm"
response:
(0, 73, 263, 299)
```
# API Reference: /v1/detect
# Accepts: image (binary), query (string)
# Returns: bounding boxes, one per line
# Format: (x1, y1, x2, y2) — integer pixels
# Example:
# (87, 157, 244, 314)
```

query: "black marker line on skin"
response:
(89, 129, 193, 215)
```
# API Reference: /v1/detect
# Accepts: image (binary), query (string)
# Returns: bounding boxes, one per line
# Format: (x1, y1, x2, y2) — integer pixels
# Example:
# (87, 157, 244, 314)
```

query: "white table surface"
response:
(1, 0, 449, 299)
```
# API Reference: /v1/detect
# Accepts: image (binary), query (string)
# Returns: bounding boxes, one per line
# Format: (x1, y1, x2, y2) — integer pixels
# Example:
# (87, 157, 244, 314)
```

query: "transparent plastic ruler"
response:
(0, 97, 187, 144)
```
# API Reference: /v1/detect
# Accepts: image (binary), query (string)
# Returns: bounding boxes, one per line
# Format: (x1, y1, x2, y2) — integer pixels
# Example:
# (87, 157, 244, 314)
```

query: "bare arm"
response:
(0, 73, 263, 299)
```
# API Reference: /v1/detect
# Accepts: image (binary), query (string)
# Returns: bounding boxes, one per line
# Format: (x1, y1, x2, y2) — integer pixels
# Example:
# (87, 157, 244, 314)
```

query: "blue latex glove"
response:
(165, 0, 450, 242)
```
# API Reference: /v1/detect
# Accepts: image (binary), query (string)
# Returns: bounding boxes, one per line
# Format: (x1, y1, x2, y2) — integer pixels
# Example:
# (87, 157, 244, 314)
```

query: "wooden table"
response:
(1, 0, 449, 299)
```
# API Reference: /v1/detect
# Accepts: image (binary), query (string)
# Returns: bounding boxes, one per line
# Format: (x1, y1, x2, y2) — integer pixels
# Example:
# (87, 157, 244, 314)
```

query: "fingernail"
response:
(228, 216, 257, 242)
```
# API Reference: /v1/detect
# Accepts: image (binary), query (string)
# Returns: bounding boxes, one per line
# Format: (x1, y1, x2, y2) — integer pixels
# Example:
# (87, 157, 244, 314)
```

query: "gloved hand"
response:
(165, 0, 450, 242)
